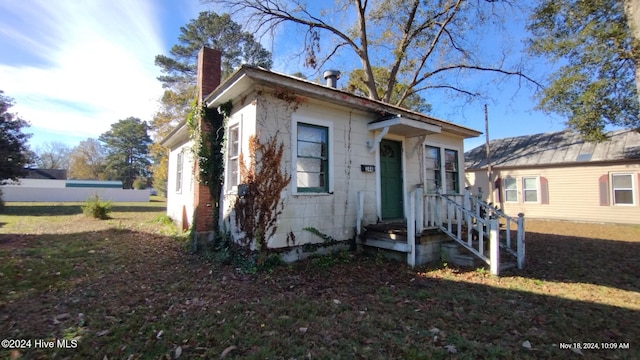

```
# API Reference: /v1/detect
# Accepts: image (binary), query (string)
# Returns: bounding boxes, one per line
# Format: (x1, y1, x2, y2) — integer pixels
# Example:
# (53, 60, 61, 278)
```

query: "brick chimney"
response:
(197, 47, 222, 106)
(194, 47, 222, 233)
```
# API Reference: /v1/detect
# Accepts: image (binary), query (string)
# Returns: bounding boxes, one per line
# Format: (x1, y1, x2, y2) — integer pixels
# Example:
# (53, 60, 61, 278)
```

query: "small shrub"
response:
(153, 214, 173, 225)
(82, 195, 112, 220)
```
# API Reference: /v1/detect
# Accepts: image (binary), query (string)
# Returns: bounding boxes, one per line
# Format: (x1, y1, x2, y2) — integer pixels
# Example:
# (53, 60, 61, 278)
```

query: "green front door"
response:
(380, 139, 404, 220)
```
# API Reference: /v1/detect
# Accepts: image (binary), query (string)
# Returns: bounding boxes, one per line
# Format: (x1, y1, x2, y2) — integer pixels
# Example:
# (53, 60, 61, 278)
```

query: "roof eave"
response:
(204, 66, 482, 139)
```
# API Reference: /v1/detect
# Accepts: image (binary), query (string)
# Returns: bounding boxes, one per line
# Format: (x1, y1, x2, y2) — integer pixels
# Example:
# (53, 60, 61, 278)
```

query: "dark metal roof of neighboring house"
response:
(23, 168, 67, 180)
(465, 129, 640, 170)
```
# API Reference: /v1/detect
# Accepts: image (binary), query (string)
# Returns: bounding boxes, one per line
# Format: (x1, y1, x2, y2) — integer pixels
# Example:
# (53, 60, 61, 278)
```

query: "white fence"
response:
(1, 186, 151, 202)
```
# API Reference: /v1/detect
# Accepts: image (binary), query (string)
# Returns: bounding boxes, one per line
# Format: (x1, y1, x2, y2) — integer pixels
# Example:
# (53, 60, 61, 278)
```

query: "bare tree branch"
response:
(208, 0, 542, 112)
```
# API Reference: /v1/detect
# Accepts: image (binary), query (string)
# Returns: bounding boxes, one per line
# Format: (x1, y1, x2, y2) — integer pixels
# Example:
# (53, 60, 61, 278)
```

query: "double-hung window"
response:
(296, 123, 329, 192)
(444, 149, 459, 193)
(423, 145, 460, 194)
(612, 174, 634, 205)
(523, 177, 538, 202)
(504, 177, 518, 202)
(176, 152, 183, 193)
(227, 125, 240, 188)
(424, 146, 441, 192)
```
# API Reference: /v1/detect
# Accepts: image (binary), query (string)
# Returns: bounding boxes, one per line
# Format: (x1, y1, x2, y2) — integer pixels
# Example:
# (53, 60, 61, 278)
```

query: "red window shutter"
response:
(494, 177, 502, 203)
(540, 176, 549, 204)
(599, 174, 609, 206)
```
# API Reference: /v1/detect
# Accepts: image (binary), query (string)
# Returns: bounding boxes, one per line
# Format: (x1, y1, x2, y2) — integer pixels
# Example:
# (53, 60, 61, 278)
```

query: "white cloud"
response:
(0, 0, 167, 145)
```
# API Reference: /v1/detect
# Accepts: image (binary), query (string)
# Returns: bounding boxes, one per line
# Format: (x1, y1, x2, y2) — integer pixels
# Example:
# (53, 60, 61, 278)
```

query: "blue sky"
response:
(0, 0, 568, 153)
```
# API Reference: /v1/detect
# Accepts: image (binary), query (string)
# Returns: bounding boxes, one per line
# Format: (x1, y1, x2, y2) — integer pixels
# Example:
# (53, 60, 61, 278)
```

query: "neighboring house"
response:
(162, 48, 481, 258)
(465, 129, 640, 225)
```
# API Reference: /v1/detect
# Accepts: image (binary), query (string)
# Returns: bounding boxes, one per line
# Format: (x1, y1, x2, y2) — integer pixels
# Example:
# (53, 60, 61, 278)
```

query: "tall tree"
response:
(211, 0, 539, 109)
(149, 86, 197, 197)
(0, 90, 32, 182)
(347, 67, 432, 113)
(68, 138, 109, 180)
(151, 11, 273, 196)
(624, 0, 640, 98)
(34, 141, 72, 170)
(155, 11, 273, 88)
(99, 117, 152, 189)
(528, 0, 639, 140)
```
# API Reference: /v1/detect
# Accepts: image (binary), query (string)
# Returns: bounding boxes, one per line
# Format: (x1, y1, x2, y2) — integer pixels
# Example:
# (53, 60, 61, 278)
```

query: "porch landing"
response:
(359, 222, 517, 270)
(358, 222, 449, 265)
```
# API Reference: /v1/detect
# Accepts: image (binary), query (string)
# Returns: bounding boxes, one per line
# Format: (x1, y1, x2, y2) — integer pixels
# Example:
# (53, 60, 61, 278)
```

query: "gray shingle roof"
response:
(23, 168, 68, 180)
(465, 129, 640, 169)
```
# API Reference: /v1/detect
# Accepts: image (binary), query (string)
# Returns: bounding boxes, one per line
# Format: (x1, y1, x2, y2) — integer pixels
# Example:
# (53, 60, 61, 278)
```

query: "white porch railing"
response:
(409, 187, 525, 275)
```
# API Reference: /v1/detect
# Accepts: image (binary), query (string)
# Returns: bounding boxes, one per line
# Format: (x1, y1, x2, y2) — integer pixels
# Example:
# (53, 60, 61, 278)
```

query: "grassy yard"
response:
(0, 201, 638, 359)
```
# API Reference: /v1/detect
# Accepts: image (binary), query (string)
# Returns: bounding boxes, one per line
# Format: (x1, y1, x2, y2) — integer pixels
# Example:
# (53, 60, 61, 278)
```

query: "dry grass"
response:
(0, 203, 638, 359)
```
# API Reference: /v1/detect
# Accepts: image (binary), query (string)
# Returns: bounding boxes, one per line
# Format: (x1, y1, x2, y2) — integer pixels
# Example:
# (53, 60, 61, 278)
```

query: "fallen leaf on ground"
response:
(220, 345, 237, 358)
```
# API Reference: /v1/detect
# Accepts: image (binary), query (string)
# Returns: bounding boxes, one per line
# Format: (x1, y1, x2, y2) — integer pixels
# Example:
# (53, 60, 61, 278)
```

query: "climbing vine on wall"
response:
(187, 99, 233, 229)
(234, 134, 291, 252)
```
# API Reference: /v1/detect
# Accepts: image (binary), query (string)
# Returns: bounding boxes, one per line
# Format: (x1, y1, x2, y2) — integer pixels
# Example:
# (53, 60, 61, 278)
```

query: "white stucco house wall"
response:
(162, 48, 481, 258)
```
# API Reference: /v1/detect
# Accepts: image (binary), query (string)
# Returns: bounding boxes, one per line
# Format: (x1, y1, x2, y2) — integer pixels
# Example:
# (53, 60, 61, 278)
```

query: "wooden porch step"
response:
(358, 237, 411, 253)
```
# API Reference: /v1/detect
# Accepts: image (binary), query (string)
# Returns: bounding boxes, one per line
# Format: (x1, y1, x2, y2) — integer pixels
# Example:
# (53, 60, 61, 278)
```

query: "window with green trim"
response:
(296, 123, 328, 192)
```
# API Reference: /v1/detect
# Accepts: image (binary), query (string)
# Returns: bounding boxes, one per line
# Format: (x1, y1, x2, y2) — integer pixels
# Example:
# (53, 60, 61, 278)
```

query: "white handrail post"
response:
(435, 189, 442, 227)
(463, 187, 471, 212)
(490, 218, 500, 275)
(416, 186, 424, 233)
(407, 190, 416, 267)
(517, 213, 525, 269)
(356, 191, 364, 236)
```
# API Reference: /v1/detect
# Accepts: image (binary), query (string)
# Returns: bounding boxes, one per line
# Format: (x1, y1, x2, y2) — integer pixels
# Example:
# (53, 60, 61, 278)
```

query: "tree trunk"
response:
(625, 0, 640, 100)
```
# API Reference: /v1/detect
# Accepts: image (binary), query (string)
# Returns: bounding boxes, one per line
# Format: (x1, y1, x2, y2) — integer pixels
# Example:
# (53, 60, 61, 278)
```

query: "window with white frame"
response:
(424, 145, 460, 194)
(444, 149, 459, 193)
(176, 152, 183, 193)
(227, 125, 240, 188)
(296, 122, 329, 192)
(612, 173, 634, 205)
(523, 177, 538, 202)
(424, 145, 441, 192)
(504, 177, 518, 202)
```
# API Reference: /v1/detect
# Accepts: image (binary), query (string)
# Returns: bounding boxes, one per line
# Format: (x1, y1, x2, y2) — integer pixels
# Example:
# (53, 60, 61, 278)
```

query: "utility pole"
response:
(485, 104, 494, 204)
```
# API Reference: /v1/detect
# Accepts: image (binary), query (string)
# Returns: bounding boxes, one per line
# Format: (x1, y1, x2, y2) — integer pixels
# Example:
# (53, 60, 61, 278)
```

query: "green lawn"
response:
(0, 201, 638, 359)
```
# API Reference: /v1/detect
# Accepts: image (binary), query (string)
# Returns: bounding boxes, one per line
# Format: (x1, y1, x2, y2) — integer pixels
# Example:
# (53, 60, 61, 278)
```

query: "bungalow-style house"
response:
(163, 48, 497, 266)
(465, 129, 640, 225)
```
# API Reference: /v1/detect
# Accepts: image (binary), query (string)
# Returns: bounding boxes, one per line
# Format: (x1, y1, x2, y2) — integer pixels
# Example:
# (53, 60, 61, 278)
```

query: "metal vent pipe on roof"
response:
(323, 70, 341, 88)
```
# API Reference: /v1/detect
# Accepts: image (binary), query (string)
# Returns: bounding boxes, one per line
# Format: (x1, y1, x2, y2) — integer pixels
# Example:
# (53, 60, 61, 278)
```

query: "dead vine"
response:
(234, 134, 291, 251)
